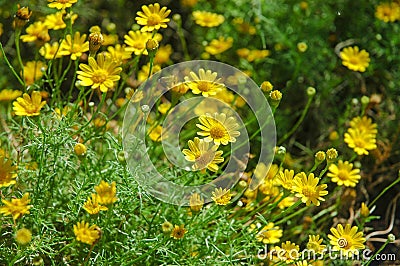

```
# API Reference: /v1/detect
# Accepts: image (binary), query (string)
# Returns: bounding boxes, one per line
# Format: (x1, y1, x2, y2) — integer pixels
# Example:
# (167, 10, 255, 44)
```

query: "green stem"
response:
(271, 200, 302, 223)
(368, 175, 400, 209)
(14, 29, 25, 86)
(363, 238, 390, 266)
(175, 17, 190, 61)
(278, 95, 313, 145)
(0, 42, 25, 87)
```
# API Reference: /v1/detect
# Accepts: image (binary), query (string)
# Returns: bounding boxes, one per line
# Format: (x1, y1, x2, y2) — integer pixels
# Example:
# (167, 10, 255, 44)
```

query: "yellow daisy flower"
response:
(170, 224, 187, 239)
(148, 125, 164, 142)
(0, 156, 17, 188)
(73, 221, 100, 245)
(44, 10, 77, 30)
(94, 181, 117, 205)
(48, 0, 78, 10)
(349, 116, 378, 135)
(328, 224, 365, 256)
(256, 222, 283, 244)
(184, 68, 224, 97)
(273, 241, 300, 263)
(106, 44, 132, 64)
(39, 42, 62, 59)
(59, 32, 89, 60)
(211, 187, 232, 205)
(327, 160, 361, 187)
(124, 30, 160, 56)
(138, 63, 161, 82)
(83, 194, 108, 215)
(20, 21, 50, 44)
(276, 169, 295, 190)
(192, 11, 224, 27)
(196, 112, 240, 145)
(0, 193, 32, 220)
(340, 46, 370, 72)
(77, 53, 122, 93)
(23, 61, 46, 86)
(0, 89, 22, 102)
(135, 3, 171, 32)
(15, 228, 32, 245)
(13, 91, 46, 117)
(375, 2, 400, 22)
(344, 128, 377, 155)
(189, 193, 204, 212)
(154, 45, 173, 65)
(182, 137, 224, 172)
(307, 235, 326, 253)
(292, 172, 328, 206)
(205, 37, 233, 55)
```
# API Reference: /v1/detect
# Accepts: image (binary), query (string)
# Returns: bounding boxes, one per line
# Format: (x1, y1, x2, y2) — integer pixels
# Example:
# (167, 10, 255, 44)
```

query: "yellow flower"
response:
(106, 44, 132, 64)
(375, 2, 400, 22)
(273, 241, 300, 263)
(189, 193, 204, 212)
(138, 63, 161, 82)
(74, 143, 87, 156)
(233, 18, 256, 35)
(23, 61, 46, 86)
(158, 102, 171, 115)
(256, 222, 283, 244)
(327, 160, 361, 187)
(39, 42, 62, 59)
(196, 112, 240, 145)
(349, 116, 378, 135)
(161, 221, 173, 233)
(246, 49, 270, 62)
(211, 187, 232, 205)
(184, 68, 224, 97)
(270, 90, 282, 101)
(48, 0, 78, 10)
(0, 155, 17, 188)
(0, 193, 32, 220)
(205, 37, 233, 55)
(192, 11, 224, 27)
(344, 128, 377, 155)
(307, 235, 326, 253)
(181, 0, 198, 7)
(260, 81, 273, 92)
(328, 224, 365, 256)
(170, 224, 187, 239)
(360, 202, 370, 217)
(340, 46, 370, 72)
(13, 5, 32, 28)
(276, 169, 295, 191)
(124, 30, 161, 56)
(292, 172, 328, 206)
(20, 21, 50, 44)
(148, 125, 164, 142)
(154, 45, 173, 65)
(83, 194, 108, 215)
(73, 221, 100, 245)
(0, 89, 22, 102)
(77, 53, 122, 93)
(182, 137, 224, 172)
(59, 32, 89, 60)
(94, 180, 117, 205)
(44, 10, 77, 30)
(135, 3, 171, 32)
(15, 228, 32, 245)
(297, 42, 308, 52)
(13, 91, 46, 117)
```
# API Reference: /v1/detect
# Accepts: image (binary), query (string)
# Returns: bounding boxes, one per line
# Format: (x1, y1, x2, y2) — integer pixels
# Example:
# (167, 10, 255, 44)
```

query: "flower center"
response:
(349, 56, 360, 66)
(337, 170, 350, 180)
(92, 70, 108, 83)
(195, 150, 215, 170)
(147, 14, 162, 26)
(337, 237, 351, 249)
(210, 123, 226, 139)
(353, 137, 366, 148)
(197, 81, 212, 92)
(302, 186, 315, 197)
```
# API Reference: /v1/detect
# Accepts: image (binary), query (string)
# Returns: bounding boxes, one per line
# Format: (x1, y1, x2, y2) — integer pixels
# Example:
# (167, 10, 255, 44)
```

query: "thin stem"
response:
(0, 42, 25, 87)
(278, 95, 314, 145)
(368, 175, 400, 208)
(363, 239, 390, 266)
(14, 28, 25, 87)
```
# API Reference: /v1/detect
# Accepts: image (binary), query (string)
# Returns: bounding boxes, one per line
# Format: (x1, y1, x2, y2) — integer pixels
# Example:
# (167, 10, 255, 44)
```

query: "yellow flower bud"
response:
(15, 228, 32, 245)
(326, 148, 338, 162)
(315, 151, 326, 163)
(297, 42, 308, 52)
(89, 32, 104, 57)
(360, 202, 369, 217)
(13, 5, 32, 29)
(260, 81, 273, 92)
(270, 90, 282, 101)
(74, 143, 87, 156)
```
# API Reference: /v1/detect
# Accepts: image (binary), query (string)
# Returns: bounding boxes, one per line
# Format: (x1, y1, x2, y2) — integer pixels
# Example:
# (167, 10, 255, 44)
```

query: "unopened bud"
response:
(326, 148, 338, 162)
(89, 31, 104, 57)
(307, 86, 316, 97)
(13, 5, 32, 29)
(315, 151, 326, 163)
(146, 39, 159, 57)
